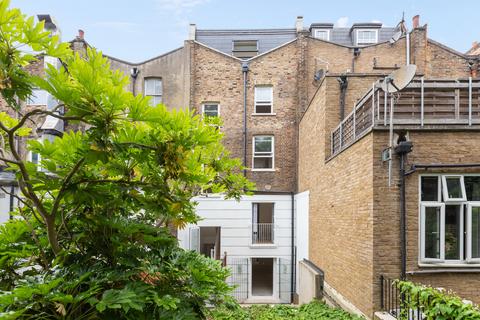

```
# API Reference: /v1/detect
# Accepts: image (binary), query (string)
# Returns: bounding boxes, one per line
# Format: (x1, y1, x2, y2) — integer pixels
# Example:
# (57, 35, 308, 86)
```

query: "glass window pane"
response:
(27, 89, 48, 105)
(149, 96, 162, 107)
(465, 176, 480, 201)
(255, 104, 272, 114)
(445, 205, 461, 260)
(145, 79, 162, 95)
(425, 207, 441, 259)
(31, 152, 39, 164)
(254, 137, 272, 153)
(358, 30, 376, 44)
(445, 177, 463, 199)
(421, 176, 438, 201)
(233, 40, 257, 52)
(145, 79, 154, 95)
(315, 30, 328, 40)
(204, 104, 218, 117)
(255, 87, 272, 102)
(154, 79, 162, 95)
(254, 157, 272, 169)
(472, 207, 480, 259)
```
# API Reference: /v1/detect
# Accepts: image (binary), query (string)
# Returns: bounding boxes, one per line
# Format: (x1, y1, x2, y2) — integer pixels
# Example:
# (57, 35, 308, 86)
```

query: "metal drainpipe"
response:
(406, 32, 410, 66)
(291, 192, 295, 302)
(399, 152, 407, 280)
(338, 76, 348, 120)
(394, 140, 413, 281)
(242, 62, 249, 176)
(130, 67, 139, 96)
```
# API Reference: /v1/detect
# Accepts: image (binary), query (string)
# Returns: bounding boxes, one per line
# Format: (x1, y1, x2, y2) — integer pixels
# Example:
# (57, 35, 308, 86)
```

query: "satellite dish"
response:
(381, 64, 417, 93)
(389, 30, 402, 44)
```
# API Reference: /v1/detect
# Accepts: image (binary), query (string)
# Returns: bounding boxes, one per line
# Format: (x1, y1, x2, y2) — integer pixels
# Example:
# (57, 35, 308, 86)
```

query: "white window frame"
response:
(144, 78, 163, 106)
(442, 175, 467, 202)
(356, 29, 378, 45)
(254, 86, 274, 115)
(313, 29, 330, 41)
(419, 174, 480, 266)
(232, 40, 258, 52)
(420, 203, 445, 263)
(202, 103, 220, 117)
(252, 135, 274, 171)
(467, 202, 480, 263)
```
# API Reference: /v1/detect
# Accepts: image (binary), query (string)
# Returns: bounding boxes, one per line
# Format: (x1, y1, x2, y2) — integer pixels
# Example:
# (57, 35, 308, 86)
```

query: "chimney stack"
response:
(188, 24, 196, 41)
(296, 16, 304, 32)
(412, 15, 420, 29)
(78, 29, 84, 40)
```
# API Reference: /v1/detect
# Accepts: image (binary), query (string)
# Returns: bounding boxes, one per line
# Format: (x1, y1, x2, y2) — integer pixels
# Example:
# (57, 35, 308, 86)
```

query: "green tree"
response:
(0, 1, 253, 318)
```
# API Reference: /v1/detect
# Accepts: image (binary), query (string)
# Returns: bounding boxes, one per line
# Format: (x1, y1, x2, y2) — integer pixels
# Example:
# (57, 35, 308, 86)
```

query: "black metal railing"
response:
(380, 276, 423, 319)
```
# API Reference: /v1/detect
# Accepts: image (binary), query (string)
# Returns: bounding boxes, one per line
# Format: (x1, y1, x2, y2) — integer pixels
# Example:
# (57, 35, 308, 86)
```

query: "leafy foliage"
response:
(0, 1, 253, 319)
(397, 280, 480, 320)
(210, 301, 365, 320)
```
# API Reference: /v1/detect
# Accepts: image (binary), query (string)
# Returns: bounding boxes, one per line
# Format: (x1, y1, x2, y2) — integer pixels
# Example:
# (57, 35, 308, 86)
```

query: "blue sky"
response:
(11, 0, 480, 63)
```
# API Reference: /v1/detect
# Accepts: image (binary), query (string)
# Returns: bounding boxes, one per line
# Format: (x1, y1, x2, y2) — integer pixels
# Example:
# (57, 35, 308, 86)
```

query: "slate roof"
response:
(195, 23, 398, 58)
(195, 29, 297, 56)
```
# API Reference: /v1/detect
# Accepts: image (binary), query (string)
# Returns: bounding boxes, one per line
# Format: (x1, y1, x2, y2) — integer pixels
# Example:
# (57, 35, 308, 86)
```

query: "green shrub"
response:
(397, 280, 480, 320)
(0, 1, 253, 318)
(210, 301, 364, 320)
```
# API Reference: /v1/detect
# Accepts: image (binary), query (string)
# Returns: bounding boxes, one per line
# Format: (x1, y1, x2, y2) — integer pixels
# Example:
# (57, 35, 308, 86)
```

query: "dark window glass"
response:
(253, 157, 272, 169)
(421, 176, 438, 201)
(445, 177, 463, 199)
(465, 176, 480, 201)
(425, 206, 441, 259)
(472, 207, 480, 259)
(445, 205, 461, 260)
(255, 104, 272, 114)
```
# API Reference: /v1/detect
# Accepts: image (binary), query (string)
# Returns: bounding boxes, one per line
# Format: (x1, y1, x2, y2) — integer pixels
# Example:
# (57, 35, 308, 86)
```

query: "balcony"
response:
(331, 78, 480, 156)
(252, 223, 274, 244)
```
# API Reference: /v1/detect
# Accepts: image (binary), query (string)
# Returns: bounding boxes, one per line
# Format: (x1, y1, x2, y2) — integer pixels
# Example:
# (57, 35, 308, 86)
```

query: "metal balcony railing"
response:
(252, 223, 274, 244)
(331, 78, 480, 156)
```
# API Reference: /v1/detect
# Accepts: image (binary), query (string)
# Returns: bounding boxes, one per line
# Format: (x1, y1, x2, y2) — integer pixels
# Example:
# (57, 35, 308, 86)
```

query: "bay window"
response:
(420, 175, 480, 264)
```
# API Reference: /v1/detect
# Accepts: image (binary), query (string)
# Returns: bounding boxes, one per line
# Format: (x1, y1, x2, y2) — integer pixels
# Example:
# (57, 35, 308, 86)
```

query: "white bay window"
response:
(420, 175, 480, 264)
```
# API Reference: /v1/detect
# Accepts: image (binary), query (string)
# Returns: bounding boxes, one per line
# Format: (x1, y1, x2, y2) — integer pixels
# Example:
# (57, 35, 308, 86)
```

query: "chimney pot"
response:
(78, 29, 84, 39)
(296, 16, 304, 32)
(412, 15, 420, 29)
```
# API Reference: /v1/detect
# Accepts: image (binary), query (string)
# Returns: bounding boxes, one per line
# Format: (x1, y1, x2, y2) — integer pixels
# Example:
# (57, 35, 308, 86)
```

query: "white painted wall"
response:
(178, 194, 293, 260)
(294, 190, 309, 293)
(0, 191, 10, 224)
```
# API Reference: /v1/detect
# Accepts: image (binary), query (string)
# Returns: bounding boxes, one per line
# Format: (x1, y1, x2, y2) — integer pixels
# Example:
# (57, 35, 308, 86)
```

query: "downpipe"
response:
(242, 62, 249, 176)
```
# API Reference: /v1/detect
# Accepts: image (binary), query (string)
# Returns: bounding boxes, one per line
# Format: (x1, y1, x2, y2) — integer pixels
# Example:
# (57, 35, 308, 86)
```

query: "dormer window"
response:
(313, 29, 330, 41)
(232, 40, 258, 59)
(356, 29, 378, 45)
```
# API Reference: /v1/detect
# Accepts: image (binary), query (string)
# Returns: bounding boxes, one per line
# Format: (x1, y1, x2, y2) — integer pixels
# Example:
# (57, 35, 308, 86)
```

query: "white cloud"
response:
(335, 17, 349, 28)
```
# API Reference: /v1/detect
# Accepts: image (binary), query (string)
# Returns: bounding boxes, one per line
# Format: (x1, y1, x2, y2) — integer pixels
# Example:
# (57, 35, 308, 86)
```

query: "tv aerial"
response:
(381, 64, 417, 186)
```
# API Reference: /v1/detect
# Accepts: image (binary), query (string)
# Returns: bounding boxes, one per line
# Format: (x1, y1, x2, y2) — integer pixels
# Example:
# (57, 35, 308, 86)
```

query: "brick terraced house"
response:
(2, 13, 480, 319)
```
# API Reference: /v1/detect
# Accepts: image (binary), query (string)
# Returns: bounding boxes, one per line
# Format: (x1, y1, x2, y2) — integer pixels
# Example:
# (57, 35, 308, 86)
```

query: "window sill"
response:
(250, 244, 277, 249)
(251, 113, 276, 116)
(418, 262, 480, 268)
(251, 168, 276, 172)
